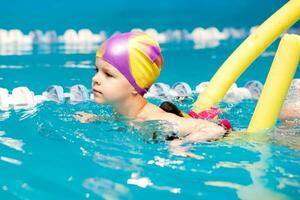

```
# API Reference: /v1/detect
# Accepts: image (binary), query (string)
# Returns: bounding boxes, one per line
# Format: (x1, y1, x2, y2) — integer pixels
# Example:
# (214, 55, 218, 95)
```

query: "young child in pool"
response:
(75, 31, 300, 158)
(75, 31, 228, 148)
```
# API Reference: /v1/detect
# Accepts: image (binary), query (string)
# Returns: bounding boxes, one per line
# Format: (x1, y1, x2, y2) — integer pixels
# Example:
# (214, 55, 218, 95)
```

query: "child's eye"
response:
(94, 67, 99, 73)
(105, 72, 113, 77)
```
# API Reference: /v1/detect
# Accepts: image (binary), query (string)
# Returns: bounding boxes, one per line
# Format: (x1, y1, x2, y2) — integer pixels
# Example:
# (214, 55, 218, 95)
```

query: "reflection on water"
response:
(82, 177, 130, 199)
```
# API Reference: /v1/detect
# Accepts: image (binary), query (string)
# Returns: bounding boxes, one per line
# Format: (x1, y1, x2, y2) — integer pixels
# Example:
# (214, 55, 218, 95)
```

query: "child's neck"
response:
(113, 95, 148, 119)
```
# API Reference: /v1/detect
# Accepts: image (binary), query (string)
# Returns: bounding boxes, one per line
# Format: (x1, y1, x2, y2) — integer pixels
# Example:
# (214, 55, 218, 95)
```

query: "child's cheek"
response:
(102, 82, 121, 100)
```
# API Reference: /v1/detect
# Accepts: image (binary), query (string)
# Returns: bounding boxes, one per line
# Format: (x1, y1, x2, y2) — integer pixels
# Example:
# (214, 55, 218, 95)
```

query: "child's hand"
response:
(169, 139, 204, 160)
(74, 112, 99, 123)
(183, 128, 225, 143)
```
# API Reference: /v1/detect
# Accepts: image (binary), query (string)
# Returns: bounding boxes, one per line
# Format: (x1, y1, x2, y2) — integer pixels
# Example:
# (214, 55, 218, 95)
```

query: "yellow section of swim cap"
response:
(134, 32, 160, 50)
(96, 45, 105, 58)
(129, 33, 161, 89)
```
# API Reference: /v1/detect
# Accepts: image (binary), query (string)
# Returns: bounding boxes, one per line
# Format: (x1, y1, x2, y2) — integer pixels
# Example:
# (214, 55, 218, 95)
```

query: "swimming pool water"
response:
(1, 33, 300, 199)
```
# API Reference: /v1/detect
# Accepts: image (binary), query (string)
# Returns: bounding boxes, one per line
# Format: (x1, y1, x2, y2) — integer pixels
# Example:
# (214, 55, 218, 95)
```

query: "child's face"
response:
(92, 58, 135, 104)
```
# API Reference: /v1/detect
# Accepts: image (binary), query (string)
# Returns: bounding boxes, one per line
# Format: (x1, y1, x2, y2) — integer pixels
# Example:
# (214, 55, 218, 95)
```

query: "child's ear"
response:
(132, 90, 138, 95)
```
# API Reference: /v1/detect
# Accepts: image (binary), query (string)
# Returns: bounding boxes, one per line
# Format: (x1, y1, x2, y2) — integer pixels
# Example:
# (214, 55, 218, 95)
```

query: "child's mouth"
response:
(93, 89, 102, 95)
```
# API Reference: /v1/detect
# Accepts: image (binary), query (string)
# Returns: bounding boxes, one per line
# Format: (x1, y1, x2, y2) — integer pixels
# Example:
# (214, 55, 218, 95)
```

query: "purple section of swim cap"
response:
(148, 45, 161, 64)
(102, 33, 147, 95)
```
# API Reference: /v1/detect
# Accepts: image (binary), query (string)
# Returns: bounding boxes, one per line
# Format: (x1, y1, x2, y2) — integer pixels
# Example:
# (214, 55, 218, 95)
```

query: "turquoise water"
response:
(1, 0, 300, 199)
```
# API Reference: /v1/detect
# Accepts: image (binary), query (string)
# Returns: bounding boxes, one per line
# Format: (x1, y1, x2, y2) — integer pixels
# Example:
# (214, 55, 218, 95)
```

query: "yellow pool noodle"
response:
(247, 34, 300, 133)
(193, 0, 300, 113)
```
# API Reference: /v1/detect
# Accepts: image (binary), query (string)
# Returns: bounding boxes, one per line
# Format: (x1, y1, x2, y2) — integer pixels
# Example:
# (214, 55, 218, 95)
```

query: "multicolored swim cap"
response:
(96, 31, 164, 96)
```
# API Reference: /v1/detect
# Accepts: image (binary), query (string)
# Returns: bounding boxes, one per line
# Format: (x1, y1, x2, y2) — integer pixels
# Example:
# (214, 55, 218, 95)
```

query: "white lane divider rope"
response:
(0, 80, 265, 111)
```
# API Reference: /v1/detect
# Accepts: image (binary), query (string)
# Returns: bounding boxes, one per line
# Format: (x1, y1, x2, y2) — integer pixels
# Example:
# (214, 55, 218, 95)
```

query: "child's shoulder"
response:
(142, 103, 184, 123)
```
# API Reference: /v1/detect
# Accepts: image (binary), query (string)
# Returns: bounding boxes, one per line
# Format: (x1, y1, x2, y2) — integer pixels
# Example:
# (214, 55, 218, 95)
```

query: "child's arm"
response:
(148, 112, 226, 141)
(74, 111, 110, 123)
(280, 103, 300, 121)
(279, 102, 300, 128)
(178, 117, 226, 142)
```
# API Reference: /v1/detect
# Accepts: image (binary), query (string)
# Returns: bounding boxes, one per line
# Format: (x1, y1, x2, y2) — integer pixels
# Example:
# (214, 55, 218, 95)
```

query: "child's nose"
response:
(92, 74, 101, 85)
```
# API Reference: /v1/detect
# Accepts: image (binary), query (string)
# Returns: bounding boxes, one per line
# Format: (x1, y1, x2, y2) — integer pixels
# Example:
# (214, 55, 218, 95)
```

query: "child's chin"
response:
(93, 96, 106, 104)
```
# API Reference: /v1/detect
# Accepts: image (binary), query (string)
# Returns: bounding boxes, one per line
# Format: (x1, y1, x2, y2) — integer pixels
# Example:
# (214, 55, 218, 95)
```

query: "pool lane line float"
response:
(43, 85, 90, 103)
(0, 87, 37, 110)
(0, 81, 263, 111)
(0, 84, 90, 111)
(247, 34, 300, 133)
(146, 81, 260, 102)
(193, 0, 300, 113)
